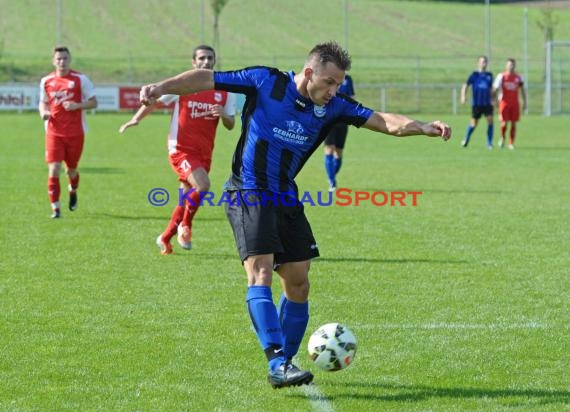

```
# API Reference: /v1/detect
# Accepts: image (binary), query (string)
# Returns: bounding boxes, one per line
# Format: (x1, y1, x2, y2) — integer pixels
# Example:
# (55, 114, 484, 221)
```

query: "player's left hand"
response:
(423, 121, 452, 141)
(209, 104, 224, 117)
(62, 101, 79, 111)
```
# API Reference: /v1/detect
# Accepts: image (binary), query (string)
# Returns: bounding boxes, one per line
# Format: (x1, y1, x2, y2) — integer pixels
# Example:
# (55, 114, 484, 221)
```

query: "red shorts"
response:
(498, 101, 520, 122)
(45, 134, 85, 169)
(169, 151, 211, 183)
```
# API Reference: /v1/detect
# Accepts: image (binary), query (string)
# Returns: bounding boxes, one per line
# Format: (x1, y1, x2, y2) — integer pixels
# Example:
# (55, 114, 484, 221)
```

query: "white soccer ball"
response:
(307, 322, 357, 371)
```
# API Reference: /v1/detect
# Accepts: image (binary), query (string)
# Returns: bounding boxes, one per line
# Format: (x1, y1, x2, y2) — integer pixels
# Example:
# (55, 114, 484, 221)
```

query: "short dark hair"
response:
(53, 46, 70, 55)
(307, 41, 351, 71)
(193, 44, 216, 60)
(507, 58, 516, 65)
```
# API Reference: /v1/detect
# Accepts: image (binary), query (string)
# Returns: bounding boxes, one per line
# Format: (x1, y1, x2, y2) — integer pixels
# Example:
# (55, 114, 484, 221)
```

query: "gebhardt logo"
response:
(273, 125, 309, 144)
(285, 120, 304, 134)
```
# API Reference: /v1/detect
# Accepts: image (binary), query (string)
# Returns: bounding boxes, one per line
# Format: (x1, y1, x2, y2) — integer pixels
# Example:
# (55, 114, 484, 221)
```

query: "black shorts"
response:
(324, 123, 349, 149)
(224, 190, 320, 264)
(471, 105, 493, 120)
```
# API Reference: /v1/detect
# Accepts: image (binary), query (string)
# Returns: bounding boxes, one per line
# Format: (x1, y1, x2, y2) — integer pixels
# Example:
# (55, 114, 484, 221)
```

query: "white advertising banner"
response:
(0, 84, 119, 111)
(95, 86, 119, 111)
(0, 85, 39, 110)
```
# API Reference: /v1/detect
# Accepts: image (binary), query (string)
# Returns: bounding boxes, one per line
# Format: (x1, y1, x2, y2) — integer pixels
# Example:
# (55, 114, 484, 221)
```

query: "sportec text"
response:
(147, 188, 422, 207)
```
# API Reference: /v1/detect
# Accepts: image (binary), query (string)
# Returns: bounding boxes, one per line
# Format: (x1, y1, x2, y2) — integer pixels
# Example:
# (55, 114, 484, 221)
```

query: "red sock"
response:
(500, 124, 507, 139)
(509, 124, 516, 145)
(162, 205, 184, 242)
(48, 177, 60, 205)
(69, 173, 80, 191)
(182, 190, 201, 228)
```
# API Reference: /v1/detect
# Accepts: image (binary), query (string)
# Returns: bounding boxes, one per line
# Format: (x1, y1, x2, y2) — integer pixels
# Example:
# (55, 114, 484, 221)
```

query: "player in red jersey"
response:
(493, 58, 527, 150)
(39, 46, 98, 218)
(119, 45, 236, 254)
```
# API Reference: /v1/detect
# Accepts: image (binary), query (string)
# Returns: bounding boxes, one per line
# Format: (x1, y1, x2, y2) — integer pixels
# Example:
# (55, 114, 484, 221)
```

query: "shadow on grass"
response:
(292, 382, 570, 406)
(80, 167, 126, 174)
(318, 257, 468, 264)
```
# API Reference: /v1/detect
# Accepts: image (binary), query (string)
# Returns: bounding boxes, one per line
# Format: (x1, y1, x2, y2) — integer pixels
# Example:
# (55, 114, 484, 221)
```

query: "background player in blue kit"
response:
(140, 41, 452, 389)
(460, 55, 495, 149)
(323, 74, 354, 191)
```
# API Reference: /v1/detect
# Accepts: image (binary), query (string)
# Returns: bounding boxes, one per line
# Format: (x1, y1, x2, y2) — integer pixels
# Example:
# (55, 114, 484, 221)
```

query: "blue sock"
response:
(277, 293, 309, 360)
(487, 125, 494, 146)
(464, 125, 475, 143)
(324, 154, 335, 186)
(333, 157, 342, 175)
(246, 286, 286, 371)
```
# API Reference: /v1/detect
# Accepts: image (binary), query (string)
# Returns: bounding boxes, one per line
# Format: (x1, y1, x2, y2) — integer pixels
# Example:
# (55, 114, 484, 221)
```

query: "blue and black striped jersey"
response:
(466, 71, 494, 107)
(214, 67, 373, 195)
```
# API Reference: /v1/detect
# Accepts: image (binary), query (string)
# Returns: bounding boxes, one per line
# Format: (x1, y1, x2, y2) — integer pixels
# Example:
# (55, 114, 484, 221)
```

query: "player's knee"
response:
(197, 182, 211, 193)
(298, 280, 310, 299)
(245, 257, 274, 286)
(189, 174, 210, 193)
(281, 279, 309, 302)
(66, 168, 78, 178)
(48, 163, 62, 176)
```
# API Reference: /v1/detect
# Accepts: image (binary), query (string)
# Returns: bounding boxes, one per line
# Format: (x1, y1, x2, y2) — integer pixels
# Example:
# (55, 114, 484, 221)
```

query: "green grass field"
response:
(1, 112, 568, 411)
(2, 0, 570, 86)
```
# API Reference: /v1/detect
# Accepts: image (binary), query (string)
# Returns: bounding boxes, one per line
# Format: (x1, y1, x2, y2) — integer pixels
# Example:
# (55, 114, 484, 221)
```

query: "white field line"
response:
(294, 354, 335, 412)
(360, 322, 548, 330)
(301, 383, 335, 412)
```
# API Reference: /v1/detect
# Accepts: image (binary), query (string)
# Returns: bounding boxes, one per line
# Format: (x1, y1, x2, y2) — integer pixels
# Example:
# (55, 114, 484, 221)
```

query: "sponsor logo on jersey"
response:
(49, 90, 75, 105)
(273, 121, 309, 145)
(186, 100, 219, 119)
(285, 120, 304, 134)
(314, 105, 326, 118)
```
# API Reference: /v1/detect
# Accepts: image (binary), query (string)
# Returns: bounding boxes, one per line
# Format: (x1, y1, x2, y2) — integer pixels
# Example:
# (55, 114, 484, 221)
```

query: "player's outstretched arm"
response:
(119, 102, 158, 133)
(140, 69, 215, 106)
(363, 112, 451, 141)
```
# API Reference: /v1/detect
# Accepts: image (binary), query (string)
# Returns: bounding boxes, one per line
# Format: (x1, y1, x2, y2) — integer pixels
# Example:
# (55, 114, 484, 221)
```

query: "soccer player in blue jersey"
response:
(460, 56, 495, 149)
(140, 41, 452, 389)
(323, 74, 355, 191)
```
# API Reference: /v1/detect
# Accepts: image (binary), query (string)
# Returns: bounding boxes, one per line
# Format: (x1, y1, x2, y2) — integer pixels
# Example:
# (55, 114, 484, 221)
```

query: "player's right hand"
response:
(140, 84, 159, 106)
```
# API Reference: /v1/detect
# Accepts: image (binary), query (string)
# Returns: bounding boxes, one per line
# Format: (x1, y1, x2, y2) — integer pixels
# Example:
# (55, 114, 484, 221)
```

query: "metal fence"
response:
(2, 82, 569, 115)
(355, 83, 570, 115)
